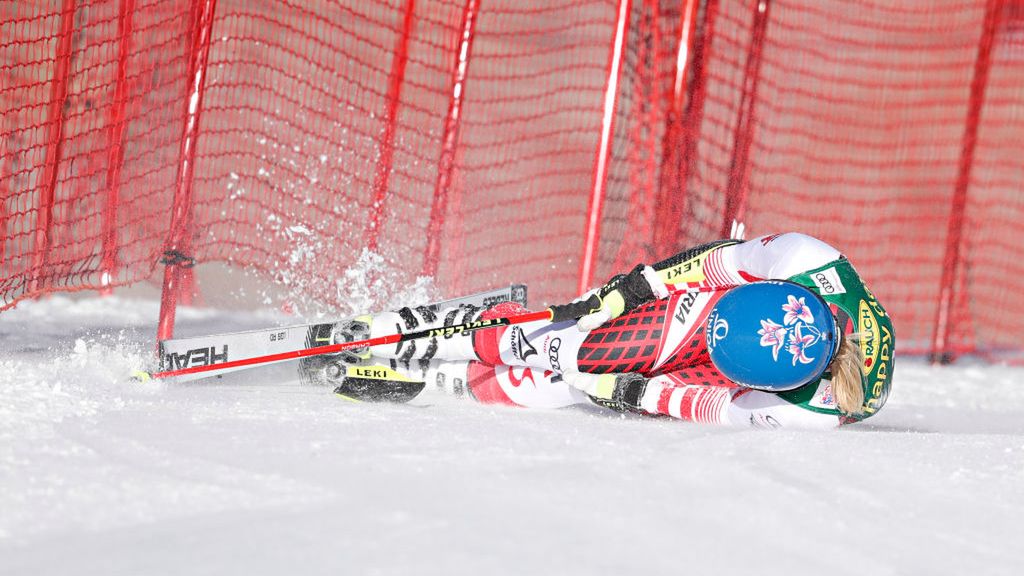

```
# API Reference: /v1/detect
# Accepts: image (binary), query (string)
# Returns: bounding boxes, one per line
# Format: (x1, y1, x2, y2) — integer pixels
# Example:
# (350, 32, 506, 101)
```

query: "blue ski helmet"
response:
(705, 281, 840, 392)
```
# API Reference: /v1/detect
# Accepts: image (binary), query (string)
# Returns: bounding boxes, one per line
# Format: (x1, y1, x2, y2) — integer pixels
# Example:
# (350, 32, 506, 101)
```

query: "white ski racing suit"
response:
(367, 233, 895, 429)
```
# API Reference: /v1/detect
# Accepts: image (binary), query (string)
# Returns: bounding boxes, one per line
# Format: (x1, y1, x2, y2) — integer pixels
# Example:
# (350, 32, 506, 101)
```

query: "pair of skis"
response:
(144, 285, 531, 383)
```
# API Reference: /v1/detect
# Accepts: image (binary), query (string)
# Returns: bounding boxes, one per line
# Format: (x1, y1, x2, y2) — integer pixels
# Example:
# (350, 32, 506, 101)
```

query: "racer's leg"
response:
(410, 359, 591, 408)
(363, 301, 592, 375)
(329, 302, 589, 408)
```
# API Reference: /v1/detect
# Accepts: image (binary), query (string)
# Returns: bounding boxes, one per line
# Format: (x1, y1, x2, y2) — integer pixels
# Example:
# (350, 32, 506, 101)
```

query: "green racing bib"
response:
(780, 258, 895, 420)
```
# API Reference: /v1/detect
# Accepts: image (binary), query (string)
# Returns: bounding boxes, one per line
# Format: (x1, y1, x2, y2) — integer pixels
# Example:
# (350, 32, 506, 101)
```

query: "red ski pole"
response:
(137, 309, 554, 381)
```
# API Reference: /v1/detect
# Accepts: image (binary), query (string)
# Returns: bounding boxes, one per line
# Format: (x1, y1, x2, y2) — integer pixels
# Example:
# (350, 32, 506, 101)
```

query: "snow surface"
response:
(2, 295, 1024, 576)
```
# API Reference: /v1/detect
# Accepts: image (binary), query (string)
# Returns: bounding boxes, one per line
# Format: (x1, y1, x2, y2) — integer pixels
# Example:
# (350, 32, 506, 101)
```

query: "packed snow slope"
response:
(2, 295, 1023, 576)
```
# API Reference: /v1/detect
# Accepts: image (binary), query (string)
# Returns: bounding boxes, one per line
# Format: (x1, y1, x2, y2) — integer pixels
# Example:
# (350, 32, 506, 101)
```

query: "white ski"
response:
(157, 285, 528, 382)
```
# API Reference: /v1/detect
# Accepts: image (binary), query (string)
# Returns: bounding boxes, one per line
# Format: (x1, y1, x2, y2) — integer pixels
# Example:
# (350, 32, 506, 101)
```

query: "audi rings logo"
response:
(706, 313, 729, 348)
(814, 272, 835, 294)
(810, 267, 846, 295)
(548, 337, 562, 371)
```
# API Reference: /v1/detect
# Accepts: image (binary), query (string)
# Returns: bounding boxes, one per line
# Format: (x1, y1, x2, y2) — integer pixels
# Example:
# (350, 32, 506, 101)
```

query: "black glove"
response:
(549, 264, 668, 330)
(560, 371, 649, 413)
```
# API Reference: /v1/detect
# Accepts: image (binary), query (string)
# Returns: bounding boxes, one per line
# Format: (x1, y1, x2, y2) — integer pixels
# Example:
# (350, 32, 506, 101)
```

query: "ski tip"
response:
(333, 389, 363, 403)
(131, 369, 153, 382)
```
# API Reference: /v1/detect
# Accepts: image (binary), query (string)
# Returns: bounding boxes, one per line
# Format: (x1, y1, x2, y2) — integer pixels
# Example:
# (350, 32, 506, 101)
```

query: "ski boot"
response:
(300, 304, 482, 386)
(345, 304, 482, 369)
(330, 315, 374, 363)
(298, 315, 373, 386)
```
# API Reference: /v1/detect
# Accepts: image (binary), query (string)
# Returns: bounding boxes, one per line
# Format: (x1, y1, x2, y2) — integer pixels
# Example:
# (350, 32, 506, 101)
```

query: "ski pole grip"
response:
(549, 293, 603, 323)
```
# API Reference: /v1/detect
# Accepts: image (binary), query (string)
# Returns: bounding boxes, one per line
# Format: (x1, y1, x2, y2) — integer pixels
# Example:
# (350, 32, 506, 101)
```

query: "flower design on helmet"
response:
(786, 323, 819, 365)
(782, 295, 814, 326)
(759, 297, 823, 365)
(757, 319, 787, 361)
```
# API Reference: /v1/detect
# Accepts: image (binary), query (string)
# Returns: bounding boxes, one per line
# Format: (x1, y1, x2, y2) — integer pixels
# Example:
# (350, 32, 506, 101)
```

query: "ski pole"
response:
(137, 308, 555, 381)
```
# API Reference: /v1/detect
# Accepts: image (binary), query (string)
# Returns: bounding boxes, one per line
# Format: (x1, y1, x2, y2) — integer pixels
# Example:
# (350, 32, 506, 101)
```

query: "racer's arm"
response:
(563, 370, 842, 430)
(652, 232, 842, 289)
(556, 232, 843, 330)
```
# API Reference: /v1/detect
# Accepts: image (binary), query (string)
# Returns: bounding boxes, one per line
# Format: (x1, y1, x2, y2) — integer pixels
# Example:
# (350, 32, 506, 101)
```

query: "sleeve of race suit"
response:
(569, 370, 842, 429)
(651, 232, 843, 291)
(550, 232, 845, 334)
(634, 373, 841, 429)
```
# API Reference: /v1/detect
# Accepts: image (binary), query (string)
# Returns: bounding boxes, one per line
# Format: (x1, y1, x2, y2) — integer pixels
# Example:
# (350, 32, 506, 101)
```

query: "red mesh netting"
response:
(3, 0, 1024, 359)
(663, 0, 1024, 357)
(1, 0, 191, 300)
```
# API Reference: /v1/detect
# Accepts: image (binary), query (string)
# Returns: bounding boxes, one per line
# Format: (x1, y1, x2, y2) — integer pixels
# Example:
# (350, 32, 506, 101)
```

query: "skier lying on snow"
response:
(328, 232, 895, 429)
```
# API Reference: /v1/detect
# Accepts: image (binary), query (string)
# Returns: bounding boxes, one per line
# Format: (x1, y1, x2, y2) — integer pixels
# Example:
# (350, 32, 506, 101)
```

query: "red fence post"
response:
(421, 0, 480, 278)
(930, 0, 1003, 363)
(655, 0, 701, 256)
(720, 0, 771, 239)
(1, 127, 10, 261)
(612, 0, 660, 273)
(30, 0, 76, 295)
(365, 0, 417, 253)
(578, 0, 633, 294)
(157, 0, 219, 342)
(100, 0, 136, 293)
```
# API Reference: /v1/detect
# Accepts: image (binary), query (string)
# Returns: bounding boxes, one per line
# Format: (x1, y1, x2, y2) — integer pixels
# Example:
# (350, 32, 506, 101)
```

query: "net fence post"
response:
(930, 0, 1003, 364)
(611, 0, 662, 272)
(655, 0, 701, 257)
(422, 0, 480, 281)
(578, 0, 633, 294)
(157, 0, 219, 341)
(366, 0, 417, 253)
(100, 0, 137, 294)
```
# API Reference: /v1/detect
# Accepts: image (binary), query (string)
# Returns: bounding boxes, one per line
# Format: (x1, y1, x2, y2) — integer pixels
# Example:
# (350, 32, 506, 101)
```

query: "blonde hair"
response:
(829, 335, 865, 415)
